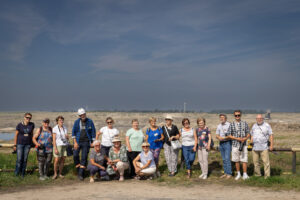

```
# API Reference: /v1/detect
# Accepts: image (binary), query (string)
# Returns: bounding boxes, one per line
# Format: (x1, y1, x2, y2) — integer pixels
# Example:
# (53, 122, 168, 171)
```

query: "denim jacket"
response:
(72, 118, 96, 143)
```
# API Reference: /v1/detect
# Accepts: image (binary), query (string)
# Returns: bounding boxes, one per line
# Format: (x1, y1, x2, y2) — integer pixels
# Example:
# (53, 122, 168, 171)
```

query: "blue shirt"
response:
(146, 127, 163, 150)
(140, 151, 156, 168)
(72, 118, 96, 143)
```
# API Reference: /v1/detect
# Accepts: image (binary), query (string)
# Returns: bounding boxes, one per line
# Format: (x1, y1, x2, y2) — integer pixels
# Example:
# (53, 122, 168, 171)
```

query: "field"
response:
(1, 111, 300, 198)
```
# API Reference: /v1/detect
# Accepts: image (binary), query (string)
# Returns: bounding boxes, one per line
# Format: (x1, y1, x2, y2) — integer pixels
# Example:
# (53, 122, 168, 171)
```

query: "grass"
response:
(1, 148, 300, 191)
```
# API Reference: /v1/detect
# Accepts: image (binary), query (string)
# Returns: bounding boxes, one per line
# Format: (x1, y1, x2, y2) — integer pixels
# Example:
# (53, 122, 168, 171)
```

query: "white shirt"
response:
(181, 128, 195, 146)
(53, 125, 68, 146)
(216, 122, 231, 138)
(251, 122, 273, 151)
(100, 126, 119, 147)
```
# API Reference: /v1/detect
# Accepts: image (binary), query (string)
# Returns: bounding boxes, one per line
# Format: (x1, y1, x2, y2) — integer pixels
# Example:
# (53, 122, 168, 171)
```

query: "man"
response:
(216, 114, 232, 179)
(14, 113, 35, 177)
(251, 114, 274, 179)
(72, 108, 96, 180)
(227, 110, 250, 180)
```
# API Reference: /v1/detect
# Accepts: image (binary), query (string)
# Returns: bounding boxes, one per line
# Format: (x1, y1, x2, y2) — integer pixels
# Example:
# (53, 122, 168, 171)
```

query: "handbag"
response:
(164, 126, 182, 150)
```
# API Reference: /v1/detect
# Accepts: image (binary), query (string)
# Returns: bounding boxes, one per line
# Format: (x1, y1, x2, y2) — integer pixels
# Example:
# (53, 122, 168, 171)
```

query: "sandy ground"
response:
(1, 180, 300, 200)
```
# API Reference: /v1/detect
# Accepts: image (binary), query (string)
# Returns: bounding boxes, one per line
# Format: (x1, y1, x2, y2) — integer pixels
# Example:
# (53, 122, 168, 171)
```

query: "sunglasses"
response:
(25, 117, 32, 120)
(142, 146, 149, 148)
(234, 115, 241, 117)
(107, 121, 113, 124)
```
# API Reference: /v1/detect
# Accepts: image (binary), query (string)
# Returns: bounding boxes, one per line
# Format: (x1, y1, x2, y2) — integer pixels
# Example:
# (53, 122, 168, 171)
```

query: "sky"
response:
(0, 0, 300, 112)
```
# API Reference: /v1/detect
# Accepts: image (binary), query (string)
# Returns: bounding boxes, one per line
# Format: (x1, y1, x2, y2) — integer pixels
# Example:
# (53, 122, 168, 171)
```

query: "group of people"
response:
(13, 109, 274, 182)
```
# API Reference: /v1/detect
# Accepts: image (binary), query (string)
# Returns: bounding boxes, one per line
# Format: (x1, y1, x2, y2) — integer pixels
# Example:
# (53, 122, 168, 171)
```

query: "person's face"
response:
(132, 121, 139, 129)
(24, 115, 32, 122)
(94, 144, 101, 152)
(58, 119, 64, 126)
(234, 112, 241, 121)
(79, 113, 86, 121)
(256, 115, 264, 125)
(142, 146, 149, 153)
(220, 116, 226, 123)
(165, 119, 172, 126)
(198, 121, 205, 128)
(113, 141, 121, 148)
(106, 120, 114, 128)
(183, 120, 190, 128)
(150, 120, 156, 127)
(43, 122, 49, 128)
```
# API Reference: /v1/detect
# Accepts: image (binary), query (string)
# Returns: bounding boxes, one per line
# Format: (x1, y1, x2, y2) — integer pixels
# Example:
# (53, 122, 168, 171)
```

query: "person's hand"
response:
(135, 168, 141, 173)
(128, 147, 132, 152)
(74, 143, 79, 150)
(13, 146, 17, 152)
(269, 145, 273, 151)
(207, 146, 211, 151)
(65, 134, 69, 140)
(193, 146, 197, 152)
(154, 139, 160, 143)
(55, 149, 59, 155)
(100, 166, 105, 170)
(90, 143, 94, 148)
(112, 166, 117, 172)
(169, 136, 173, 141)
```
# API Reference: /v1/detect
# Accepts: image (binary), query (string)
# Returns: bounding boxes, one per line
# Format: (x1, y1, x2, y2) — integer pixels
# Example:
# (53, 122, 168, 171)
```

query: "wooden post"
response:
(292, 151, 296, 174)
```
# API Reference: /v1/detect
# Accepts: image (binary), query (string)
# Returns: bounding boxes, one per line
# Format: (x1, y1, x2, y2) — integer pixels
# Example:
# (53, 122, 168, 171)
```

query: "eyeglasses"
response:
(142, 146, 149, 148)
(25, 117, 32, 120)
(234, 115, 241, 117)
(107, 121, 113, 124)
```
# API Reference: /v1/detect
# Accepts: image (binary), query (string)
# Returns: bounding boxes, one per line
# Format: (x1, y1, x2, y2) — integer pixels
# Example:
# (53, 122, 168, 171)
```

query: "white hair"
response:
(93, 140, 101, 146)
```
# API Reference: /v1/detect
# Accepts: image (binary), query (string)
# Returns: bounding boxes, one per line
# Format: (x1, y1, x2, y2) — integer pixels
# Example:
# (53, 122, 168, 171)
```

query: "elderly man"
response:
(251, 114, 274, 179)
(227, 110, 250, 180)
(72, 108, 96, 180)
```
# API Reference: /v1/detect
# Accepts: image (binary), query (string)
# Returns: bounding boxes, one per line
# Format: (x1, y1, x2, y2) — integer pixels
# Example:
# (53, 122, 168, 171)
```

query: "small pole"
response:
(292, 151, 296, 174)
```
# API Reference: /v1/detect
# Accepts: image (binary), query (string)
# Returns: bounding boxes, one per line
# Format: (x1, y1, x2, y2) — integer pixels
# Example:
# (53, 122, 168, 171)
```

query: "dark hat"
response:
(43, 118, 50, 123)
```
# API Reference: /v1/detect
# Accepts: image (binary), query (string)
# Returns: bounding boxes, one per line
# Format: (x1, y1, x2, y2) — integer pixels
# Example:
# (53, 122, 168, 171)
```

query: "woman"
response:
(87, 140, 109, 183)
(14, 113, 35, 177)
(133, 142, 156, 179)
(107, 136, 129, 181)
(52, 116, 69, 179)
(180, 118, 197, 178)
(145, 117, 164, 177)
(161, 115, 180, 176)
(96, 117, 119, 156)
(196, 118, 211, 180)
(32, 118, 53, 181)
(126, 119, 144, 177)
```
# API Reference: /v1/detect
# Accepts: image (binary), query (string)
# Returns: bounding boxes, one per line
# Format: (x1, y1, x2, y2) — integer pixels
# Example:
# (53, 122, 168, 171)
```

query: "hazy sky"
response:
(0, 0, 300, 112)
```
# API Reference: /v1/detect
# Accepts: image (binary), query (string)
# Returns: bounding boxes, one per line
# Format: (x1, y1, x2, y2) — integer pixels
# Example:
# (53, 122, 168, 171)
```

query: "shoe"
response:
(242, 173, 249, 180)
(78, 175, 84, 181)
(90, 177, 94, 183)
(59, 174, 64, 178)
(202, 175, 207, 180)
(156, 171, 161, 177)
(147, 176, 153, 180)
(235, 174, 241, 181)
(52, 174, 58, 180)
(102, 175, 110, 181)
(220, 174, 227, 179)
(199, 174, 204, 179)
(134, 175, 141, 180)
(39, 176, 45, 181)
(119, 175, 124, 181)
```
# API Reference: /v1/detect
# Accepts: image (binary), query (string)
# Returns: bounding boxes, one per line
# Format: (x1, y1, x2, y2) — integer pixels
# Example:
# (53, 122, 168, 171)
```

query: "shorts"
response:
(232, 146, 248, 163)
(137, 162, 156, 175)
(53, 145, 67, 158)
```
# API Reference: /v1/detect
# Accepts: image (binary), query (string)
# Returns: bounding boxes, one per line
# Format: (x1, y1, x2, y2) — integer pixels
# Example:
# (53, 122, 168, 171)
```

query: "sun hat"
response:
(165, 114, 173, 121)
(112, 136, 121, 143)
(78, 108, 86, 116)
(141, 142, 150, 147)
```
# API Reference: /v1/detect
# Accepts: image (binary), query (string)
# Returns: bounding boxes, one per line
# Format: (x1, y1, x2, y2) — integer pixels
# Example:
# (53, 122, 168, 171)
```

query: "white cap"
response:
(77, 108, 86, 116)
(165, 114, 173, 120)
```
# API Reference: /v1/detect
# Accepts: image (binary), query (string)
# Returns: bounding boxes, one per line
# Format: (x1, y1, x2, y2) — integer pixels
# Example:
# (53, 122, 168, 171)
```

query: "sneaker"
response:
(119, 175, 124, 182)
(242, 173, 249, 180)
(199, 174, 204, 179)
(90, 177, 94, 183)
(202, 175, 207, 180)
(235, 174, 241, 181)
(134, 175, 141, 180)
(39, 176, 45, 181)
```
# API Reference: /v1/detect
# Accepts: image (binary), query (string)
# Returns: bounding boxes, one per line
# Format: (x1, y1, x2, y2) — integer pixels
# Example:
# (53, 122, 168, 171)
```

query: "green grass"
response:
(1, 149, 300, 191)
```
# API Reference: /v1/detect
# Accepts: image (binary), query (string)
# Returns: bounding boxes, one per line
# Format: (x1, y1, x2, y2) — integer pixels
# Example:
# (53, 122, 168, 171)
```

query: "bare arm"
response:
(207, 134, 212, 150)
(269, 134, 274, 151)
(133, 154, 141, 170)
(126, 136, 132, 152)
(193, 129, 198, 151)
(90, 159, 105, 170)
(141, 160, 151, 169)
(32, 129, 40, 147)
(13, 130, 19, 151)
(96, 131, 102, 140)
(53, 133, 58, 154)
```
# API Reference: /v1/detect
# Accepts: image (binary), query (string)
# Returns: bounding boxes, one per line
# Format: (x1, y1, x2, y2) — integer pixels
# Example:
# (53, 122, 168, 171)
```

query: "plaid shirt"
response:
(228, 120, 250, 148)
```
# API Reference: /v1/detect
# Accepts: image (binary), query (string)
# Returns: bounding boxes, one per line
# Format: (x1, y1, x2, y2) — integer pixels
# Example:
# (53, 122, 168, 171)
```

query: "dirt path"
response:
(1, 180, 300, 200)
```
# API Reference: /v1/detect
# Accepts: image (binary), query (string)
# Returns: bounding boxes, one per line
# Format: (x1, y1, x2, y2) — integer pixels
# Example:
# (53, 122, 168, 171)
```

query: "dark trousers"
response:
(15, 144, 31, 176)
(73, 141, 90, 167)
(100, 145, 111, 157)
(87, 164, 108, 176)
(127, 151, 140, 177)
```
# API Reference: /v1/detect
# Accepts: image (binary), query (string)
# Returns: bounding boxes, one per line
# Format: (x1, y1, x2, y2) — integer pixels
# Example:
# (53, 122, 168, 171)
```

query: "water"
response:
(0, 133, 15, 141)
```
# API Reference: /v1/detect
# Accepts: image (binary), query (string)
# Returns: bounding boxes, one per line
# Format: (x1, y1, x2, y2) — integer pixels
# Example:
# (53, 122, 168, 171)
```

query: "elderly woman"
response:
(145, 117, 164, 177)
(52, 116, 69, 179)
(32, 118, 53, 181)
(87, 140, 109, 183)
(133, 142, 156, 179)
(196, 118, 212, 180)
(107, 136, 129, 181)
(161, 115, 180, 176)
(180, 118, 197, 178)
(96, 117, 119, 156)
(126, 119, 144, 177)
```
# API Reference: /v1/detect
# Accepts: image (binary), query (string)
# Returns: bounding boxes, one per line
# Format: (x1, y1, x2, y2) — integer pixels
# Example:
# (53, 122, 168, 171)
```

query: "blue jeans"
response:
(73, 141, 90, 167)
(219, 141, 232, 175)
(15, 144, 31, 176)
(182, 145, 196, 170)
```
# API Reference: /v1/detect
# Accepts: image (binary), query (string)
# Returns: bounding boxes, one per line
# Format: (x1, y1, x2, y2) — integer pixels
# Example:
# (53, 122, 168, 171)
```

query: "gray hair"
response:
(93, 140, 101, 146)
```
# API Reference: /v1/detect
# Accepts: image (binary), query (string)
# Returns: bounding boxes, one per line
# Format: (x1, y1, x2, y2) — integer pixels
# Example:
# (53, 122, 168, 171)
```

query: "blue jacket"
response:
(72, 118, 96, 143)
